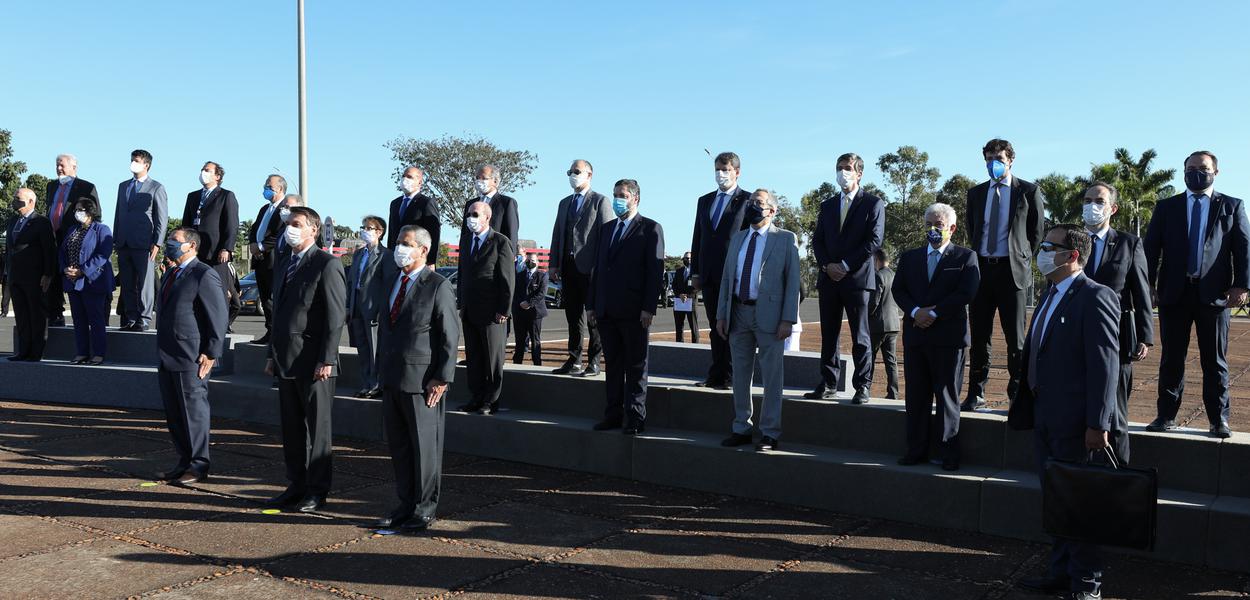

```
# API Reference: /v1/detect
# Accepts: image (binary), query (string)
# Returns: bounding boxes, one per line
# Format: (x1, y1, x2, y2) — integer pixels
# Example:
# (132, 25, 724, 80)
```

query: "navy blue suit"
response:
(156, 258, 228, 475)
(512, 268, 548, 365)
(812, 188, 885, 393)
(689, 187, 753, 384)
(1019, 272, 1119, 596)
(44, 177, 99, 322)
(1144, 191, 1250, 426)
(59, 222, 115, 358)
(891, 244, 980, 461)
(589, 214, 665, 427)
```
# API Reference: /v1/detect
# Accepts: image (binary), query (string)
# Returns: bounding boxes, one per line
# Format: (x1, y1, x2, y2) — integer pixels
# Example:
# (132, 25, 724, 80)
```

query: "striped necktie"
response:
(285, 253, 301, 283)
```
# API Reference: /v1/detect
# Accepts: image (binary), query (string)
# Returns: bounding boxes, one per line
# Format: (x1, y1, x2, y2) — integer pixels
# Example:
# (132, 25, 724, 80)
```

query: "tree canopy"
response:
(385, 134, 538, 228)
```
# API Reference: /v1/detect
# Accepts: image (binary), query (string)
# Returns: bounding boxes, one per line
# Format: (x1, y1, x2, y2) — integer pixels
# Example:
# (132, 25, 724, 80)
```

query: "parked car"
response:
(545, 279, 562, 309)
(238, 271, 260, 315)
(435, 267, 459, 297)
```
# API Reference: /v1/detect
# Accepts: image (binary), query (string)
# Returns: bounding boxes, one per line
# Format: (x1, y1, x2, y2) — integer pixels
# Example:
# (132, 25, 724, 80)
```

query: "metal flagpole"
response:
(297, 0, 308, 203)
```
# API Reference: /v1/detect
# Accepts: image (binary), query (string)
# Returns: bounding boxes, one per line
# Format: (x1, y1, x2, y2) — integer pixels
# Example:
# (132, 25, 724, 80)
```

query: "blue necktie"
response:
(611, 221, 626, 248)
(1188, 196, 1204, 276)
(1091, 236, 1103, 272)
(128, 179, 140, 204)
(711, 193, 727, 227)
(357, 248, 369, 288)
(471, 235, 481, 259)
(400, 196, 411, 218)
(927, 249, 940, 280)
(285, 253, 300, 283)
(738, 232, 759, 300)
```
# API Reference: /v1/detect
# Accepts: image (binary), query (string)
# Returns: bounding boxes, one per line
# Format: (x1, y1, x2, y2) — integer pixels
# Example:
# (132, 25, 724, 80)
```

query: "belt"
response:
(733, 296, 756, 306)
(979, 256, 1009, 265)
(1186, 276, 1201, 284)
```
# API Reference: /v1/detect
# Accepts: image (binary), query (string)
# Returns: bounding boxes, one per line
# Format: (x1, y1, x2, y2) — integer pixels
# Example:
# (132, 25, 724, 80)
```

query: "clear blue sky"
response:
(3, 1, 1248, 253)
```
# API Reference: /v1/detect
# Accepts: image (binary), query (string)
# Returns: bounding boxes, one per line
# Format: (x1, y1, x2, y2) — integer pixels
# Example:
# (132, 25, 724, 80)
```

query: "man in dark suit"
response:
(690, 152, 753, 389)
(6, 188, 56, 361)
(113, 149, 169, 332)
(964, 138, 1046, 410)
(246, 174, 287, 345)
(808, 152, 886, 404)
(460, 163, 519, 247)
(1144, 150, 1249, 438)
(589, 179, 665, 435)
(672, 251, 699, 343)
(869, 249, 901, 400)
(548, 159, 613, 376)
(372, 225, 459, 532)
(387, 166, 441, 253)
(1016, 224, 1120, 600)
(153, 228, 228, 485)
(347, 215, 391, 398)
(891, 204, 980, 470)
(263, 207, 346, 513)
(512, 251, 548, 365)
(456, 201, 515, 414)
(45, 154, 99, 326)
(1083, 182, 1153, 462)
(181, 162, 239, 314)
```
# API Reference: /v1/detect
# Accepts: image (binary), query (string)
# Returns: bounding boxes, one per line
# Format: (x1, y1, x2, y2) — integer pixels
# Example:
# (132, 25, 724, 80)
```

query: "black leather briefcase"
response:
(1042, 448, 1157, 551)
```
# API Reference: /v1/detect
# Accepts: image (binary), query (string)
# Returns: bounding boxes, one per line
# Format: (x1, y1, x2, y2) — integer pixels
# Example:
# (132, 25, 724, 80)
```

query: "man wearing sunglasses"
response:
(548, 160, 613, 376)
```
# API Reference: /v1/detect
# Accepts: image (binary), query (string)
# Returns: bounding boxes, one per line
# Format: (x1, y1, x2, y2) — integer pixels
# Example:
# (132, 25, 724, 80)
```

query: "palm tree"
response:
(1111, 149, 1175, 237)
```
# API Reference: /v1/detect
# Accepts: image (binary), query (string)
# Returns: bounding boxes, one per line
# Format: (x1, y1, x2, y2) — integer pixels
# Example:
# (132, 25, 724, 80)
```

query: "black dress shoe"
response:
(458, 403, 485, 414)
(457, 359, 468, 366)
(896, 455, 926, 466)
(803, 387, 835, 400)
(721, 433, 753, 447)
(1017, 575, 1071, 593)
(755, 436, 779, 451)
(1211, 422, 1232, 438)
(485, 404, 499, 415)
(296, 495, 326, 513)
(265, 487, 305, 508)
(622, 424, 645, 436)
(960, 396, 987, 411)
(154, 468, 187, 481)
(374, 507, 415, 529)
(1071, 591, 1101, 600)
(49, 317, 66, 327)
(400, 515, 436, 532)
(551, 363, 580, 375)
(593, 420, 622, 431)
(712, 380, 732, 391)
(176, 470, 208, 485)
(252, 333, 271, 345)
(851, 388, 870, 404)
(941, 459, 960, 471)
(354, 389, 369, 398)
(363, 388, 383, 399)
(1145, 417, 1177, 432)
(694, 379, 718, 388)
(6, 355, 27, 362)
(576, 365, 600, 377)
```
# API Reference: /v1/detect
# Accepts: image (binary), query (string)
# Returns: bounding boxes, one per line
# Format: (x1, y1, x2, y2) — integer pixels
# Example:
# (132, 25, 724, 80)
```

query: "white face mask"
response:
(715, 169, 735, 190)
(401, 176, 419, 194)
(58, 175, 72, 184)
(284, 224, 305, 247)
(280, 207, 292, 223)
(569, 173, 589, 190)
(474, 179, 493, 195)
(1036, 250, 1062, 276)
(465, 216, 481, 233)
(74, 210, 90, 224)
(360, 229, 377, 245)
(394, 245, 416, 268)
(836, 169, 855, 190)
(1082, 203, 1108, 228)
(129, 160, 145, 175)
(200, 170, 214, 186)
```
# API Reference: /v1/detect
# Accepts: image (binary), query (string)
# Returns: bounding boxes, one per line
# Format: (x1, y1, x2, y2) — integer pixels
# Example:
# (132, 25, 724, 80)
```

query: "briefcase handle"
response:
(1086, 446, 1120, 470)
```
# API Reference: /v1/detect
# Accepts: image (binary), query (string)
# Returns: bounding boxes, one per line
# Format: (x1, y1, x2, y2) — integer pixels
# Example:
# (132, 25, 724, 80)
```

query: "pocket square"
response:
(942, 267, 960, 271)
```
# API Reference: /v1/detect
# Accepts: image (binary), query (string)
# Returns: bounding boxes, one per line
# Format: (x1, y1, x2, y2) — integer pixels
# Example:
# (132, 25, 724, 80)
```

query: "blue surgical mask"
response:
(612, 197, 630, 217)
(926, 226, 948, 246)
(165, 239, 188, 261)
(987, 160, 1007, 181)
(263, 187, 276, 201)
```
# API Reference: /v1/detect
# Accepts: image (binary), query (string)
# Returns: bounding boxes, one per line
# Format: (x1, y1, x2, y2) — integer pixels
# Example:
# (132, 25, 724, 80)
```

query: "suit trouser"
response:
(117, 247, 155, 327)
(1034, 425, 1103, 595)
(0, 279, 10, 316)
(254, 259, 274, 333)
(729, 303, 785, 439)
(1157, 283, 1230, 426)
(12, 280, 47, 359)
(159, 366, 212, 474)
(44, 251, 66, 321)
(599, 315, 649, 426)
(384, 389, 444, 519)
(67, 290, 108, 357)
(278, 375, 335, 496)
(349, 317, 380, 390)
(870, 330, 899, 399)
(702, 280, 732, 383)
(674, 308, 700, 343)
(816, 280, 872, 391)
(968, 259, 1025, 401)
(1110, 360, 1133, 465)
(902, 345, 964, 461)
(464, 319, 505, 408)
(512, 311, 543, 365)
(560, 262, 601, 367)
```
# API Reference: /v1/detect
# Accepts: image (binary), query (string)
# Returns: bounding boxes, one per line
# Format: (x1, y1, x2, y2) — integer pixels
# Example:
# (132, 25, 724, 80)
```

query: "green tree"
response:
(23, 173, 51, 215)
(385, 134, 538, 228)
(876, 146, 940, 207)
(1036, 172, 1084, 225)
(332, 224, 355, 242)
(1101, 149, 1175, 237)
(0, 129, 30, 225)
(935, 174, 976, 248)
(785, 183, 836, 294)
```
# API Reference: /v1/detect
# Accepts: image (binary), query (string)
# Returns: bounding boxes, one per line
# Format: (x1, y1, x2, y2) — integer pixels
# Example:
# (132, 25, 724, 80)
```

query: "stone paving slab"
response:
(0, 538, 222, 600)
(0, 512, 97, 560)
(145, 571, 344, 599)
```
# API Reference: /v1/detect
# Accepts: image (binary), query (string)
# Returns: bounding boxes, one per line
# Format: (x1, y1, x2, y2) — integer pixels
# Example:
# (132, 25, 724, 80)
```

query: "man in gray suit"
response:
(869, 249, 901, 400)
(154, 228, 228, 485)
(372, 225, 459, 531)
(113, 149, 168, 332)
(1016, 224, 1120, 600)
(347, 215, 390, 399)
(548, 159, 614, 376)
(716, 189, 801, 452)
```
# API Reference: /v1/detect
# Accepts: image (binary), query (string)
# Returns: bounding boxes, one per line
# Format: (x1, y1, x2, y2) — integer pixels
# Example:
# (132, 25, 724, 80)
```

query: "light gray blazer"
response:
(113, 177, 169, 249)
(717, 224, 801, 334)
(549, 189, 614, 274)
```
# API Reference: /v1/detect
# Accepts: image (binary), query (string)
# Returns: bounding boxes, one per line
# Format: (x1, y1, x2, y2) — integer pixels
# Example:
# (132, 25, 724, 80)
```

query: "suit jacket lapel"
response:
(1206, 193, 1224, 242)
(1097, 229, 1118, 277)
(1040, 275, 1086, 350)
(1007, 178, 1024, 227)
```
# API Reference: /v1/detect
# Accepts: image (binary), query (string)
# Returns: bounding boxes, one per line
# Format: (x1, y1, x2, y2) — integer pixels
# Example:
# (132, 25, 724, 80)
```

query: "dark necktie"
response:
(1091, 236, 1103, 273)
(285, 253, 300, 283)
(390, 274, 410, 325)
(987, 183, 1002, 255)
(14, 215, 27, 236)
(161, 267, 182, 304)
(128, 179, 140, 204)
(738, 232, 760, 300)
(471, 235, 481, 259)
(400, 196, 411, 218)
(711, 192, 727, 228)
(1188, 196, 1205, 276)
(51, 184, 69, 230)
(1027, 285, 1060, 392)
(611, 220, 626, 248)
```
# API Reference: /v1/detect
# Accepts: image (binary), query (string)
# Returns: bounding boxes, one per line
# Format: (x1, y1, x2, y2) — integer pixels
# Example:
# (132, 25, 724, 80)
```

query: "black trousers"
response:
(254, 260, 274, 333)
(816, 280, 872, 391)
(383, 389, 444, 519)
(968, 259, 1026, 402)
(560, 262, 601, 367)
(599, 315, 649, 427)
(902, 345, 964, 461)
(674, 308, 700, 343)
(512, 310, 543, 365)
(1034, 427, 1103, 595)
(278, 375, 335, 496)
(1112, 360, 1133, 465)
(12, 280, 48, 360)
(1157, 282, 1230, 426)
(211, 262, 241, 327)
(464, 319, 505, 409)
(870, 330, 899, 399)
(43, 260, 66, 321)
(159, 367, 212, 474)
(702, 280, 732, 383)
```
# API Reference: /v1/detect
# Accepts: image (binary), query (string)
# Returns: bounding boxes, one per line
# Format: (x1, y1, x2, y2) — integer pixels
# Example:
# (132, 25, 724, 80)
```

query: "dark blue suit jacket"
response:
(1019, 273, 1120, 435)
(1144, 191, 1250, 306)
(513, 268, 549, 319)
(588, 215, 665, 319)
(891, 244, 980, 348)
(58, 222, 115, 294)
(157, 258, 229, 371)
(689, 187, 752, 286)
(812, 189, 885, 291)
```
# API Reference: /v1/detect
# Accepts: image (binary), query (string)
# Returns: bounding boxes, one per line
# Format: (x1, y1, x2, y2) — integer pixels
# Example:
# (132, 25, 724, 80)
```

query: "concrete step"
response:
(33, 327, 251, 374)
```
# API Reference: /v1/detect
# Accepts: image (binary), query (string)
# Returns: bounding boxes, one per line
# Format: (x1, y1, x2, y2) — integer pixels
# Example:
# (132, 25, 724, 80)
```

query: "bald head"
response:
(465, 201, 492, 234)
(14, 188, 36, 216)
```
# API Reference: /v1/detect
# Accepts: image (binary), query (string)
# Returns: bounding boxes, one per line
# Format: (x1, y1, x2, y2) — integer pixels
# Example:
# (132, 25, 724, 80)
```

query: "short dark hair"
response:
(362, 214, 386, 235)
(71, 197, 102, 221)
(836, 152, 865, 174)
(873, 248, 888, 264)
(1186, 150, 1218, 170)
(174, 226, 201, 249)
(288, 206, 322, 237)
(131, 149, 153, 168)
(204, 161, 224, 182)
(614, 179, 640, 201)
(1048, 223, 1091, 268)
(714, 152, 741, 170)
(1086, 181, 1119, 205)
(982, 138, 1015, 160)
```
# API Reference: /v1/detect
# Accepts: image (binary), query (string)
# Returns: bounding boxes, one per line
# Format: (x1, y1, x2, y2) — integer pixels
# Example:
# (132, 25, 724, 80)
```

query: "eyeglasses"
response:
(566, 169, 585, 176)
(466, 212, 481, 218)
(1039, 241, 1073, 252)
(361, 226, 382, 232)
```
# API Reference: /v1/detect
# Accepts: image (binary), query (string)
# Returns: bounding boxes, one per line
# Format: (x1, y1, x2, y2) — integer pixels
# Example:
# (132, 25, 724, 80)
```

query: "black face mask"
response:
(682, 258, 690, 266)
(1185, 170, 1215, 192)
(525, 260, 536, 269)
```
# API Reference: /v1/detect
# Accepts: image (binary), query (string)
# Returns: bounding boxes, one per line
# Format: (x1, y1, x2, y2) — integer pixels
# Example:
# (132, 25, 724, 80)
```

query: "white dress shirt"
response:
(734, 226, 770, 300)
(1035, 270, 1080, 341)
(981, 175, 1013, 257)
(910, 241, 950, 319)
(1186, 190, 1212, 274)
